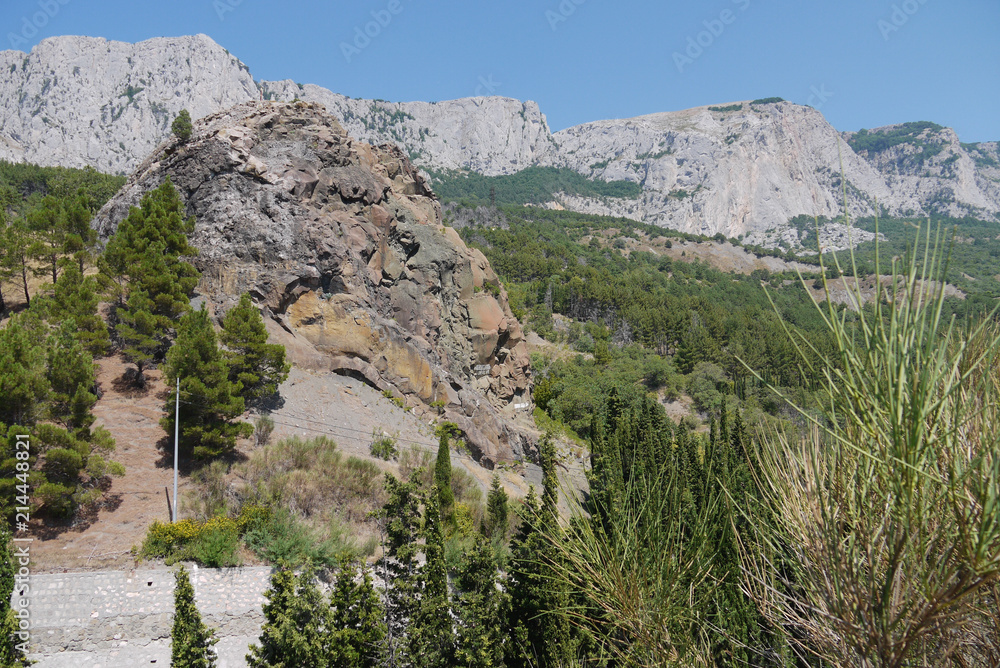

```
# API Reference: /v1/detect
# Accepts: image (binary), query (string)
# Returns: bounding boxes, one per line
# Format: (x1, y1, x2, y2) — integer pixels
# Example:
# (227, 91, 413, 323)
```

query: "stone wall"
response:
(20, 566, 272, 668)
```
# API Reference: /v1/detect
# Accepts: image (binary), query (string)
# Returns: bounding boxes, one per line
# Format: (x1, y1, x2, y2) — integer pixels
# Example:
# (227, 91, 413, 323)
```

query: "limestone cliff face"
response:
(0, 34, 258, 173)
(260, 81, 555, 176)
(93, 101, 532, 466)
(843, 125, 1000, 221)
(535, 102, 896, 242)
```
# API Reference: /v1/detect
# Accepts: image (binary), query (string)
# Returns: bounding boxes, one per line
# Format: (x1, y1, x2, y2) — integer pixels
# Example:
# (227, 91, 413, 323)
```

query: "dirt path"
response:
(30, 356, 185, 573)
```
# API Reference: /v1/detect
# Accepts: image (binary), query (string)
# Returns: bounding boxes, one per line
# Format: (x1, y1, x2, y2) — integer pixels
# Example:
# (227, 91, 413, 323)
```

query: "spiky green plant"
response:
(539, 462, 716, 667)
(742, 216, 1000, 667)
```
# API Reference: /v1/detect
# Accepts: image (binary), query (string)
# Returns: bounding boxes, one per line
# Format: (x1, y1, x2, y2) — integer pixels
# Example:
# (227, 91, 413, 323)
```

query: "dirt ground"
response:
(29, 356, 185, 573)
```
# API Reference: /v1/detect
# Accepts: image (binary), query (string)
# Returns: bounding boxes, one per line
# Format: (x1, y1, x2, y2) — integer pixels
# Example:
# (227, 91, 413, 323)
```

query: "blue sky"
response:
(3, 0, 998, 141)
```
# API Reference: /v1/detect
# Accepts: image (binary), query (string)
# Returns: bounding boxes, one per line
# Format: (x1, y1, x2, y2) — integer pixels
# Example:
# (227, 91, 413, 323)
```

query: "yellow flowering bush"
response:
(139, 505, 269, 561)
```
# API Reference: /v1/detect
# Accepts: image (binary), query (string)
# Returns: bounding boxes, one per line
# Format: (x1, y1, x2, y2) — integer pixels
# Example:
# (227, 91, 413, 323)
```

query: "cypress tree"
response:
(219, 293, 290, 407)
(507, 437, 575, 668)
(328, 558, 385, 668)
(171, 565, 218, 668)
(408, 490, 454, 667)
(455, 535, 509, 668)
(247, 567, 330, 668)
(161, 305, 252, 460)
(483, 474, 509, 541)
(377, 472, 424, 665)
(0, 525, 29, 667)
(434, 423, 456, 529)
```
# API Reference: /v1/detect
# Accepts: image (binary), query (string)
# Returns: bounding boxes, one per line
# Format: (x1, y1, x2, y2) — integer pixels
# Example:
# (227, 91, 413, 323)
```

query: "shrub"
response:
(369, 429, 398, 460)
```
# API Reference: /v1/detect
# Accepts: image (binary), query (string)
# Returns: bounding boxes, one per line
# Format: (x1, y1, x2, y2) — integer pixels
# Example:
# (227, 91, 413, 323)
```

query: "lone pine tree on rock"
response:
(172, 109, 193, 142)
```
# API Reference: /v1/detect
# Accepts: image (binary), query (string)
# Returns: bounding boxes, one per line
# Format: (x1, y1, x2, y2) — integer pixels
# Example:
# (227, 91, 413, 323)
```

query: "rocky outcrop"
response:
(843, 124, 1000, 221)
(94, 101, 533, 466)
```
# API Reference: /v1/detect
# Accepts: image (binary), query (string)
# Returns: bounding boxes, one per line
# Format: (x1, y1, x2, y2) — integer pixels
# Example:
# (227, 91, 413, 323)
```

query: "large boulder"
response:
(95, 101, 533, 466)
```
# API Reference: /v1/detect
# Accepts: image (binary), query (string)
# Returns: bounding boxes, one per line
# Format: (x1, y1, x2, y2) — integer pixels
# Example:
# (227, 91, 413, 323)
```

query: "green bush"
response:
(369, 429, 398, 460)
(187, 523, 240, 568)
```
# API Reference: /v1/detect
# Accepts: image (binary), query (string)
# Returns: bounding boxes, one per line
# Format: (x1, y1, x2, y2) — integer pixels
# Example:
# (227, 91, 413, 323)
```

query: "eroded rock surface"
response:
(94, 101, 533, 465)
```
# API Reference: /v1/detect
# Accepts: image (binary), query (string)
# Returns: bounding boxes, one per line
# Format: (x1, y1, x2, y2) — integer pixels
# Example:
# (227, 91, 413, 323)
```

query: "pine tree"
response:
(483, 474, 509, 541)
(161, 305, 252, 460)
(172, 109, 193, 142)
(115, 285, 162, 385)
(455, 535, 508, 668)
(26, 194, 68, 285)
(408, 490, 454, 667)
(3, 220, 34, 307)
(0, 212, 13, 313)
(44, 323, 98, 436)
(63, 190, 97, 272)
(219, 293, 290, 407)
(328, 558, 385, 668)
(0, 312, 49, 426)
(101, 179, 199, 379)
(246, 567, 330, 668)
(171, 565, 218, 668)
(41, 264, 110, 356)
(434, 423, 456, 529)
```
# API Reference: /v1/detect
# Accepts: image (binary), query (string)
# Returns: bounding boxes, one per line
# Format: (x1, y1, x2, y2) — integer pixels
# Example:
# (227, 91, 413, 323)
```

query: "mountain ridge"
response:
(3, 34, 999, 244)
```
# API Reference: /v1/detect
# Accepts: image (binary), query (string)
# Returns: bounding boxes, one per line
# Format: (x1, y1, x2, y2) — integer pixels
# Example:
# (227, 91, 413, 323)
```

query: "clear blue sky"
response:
(3, 0, 998, 141)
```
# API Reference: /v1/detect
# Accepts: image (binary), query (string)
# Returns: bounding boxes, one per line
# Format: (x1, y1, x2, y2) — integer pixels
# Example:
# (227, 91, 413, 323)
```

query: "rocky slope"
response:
(536, 101, 899, 242)
(5, 34, 999, 242)
(260, 80, 555, 176)
(93, 100, 533, 466)
(843, 123, 1000, 221)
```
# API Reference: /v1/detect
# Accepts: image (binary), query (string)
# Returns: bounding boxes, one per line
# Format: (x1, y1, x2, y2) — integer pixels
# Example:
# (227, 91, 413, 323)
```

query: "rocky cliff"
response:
(5, 34, 1000, 244)
(93, 101, 533, 466)
(0, 34, 258, 173)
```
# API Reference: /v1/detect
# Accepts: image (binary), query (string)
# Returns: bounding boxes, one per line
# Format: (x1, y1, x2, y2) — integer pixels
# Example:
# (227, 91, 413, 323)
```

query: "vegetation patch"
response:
(429, 166, 642, 206)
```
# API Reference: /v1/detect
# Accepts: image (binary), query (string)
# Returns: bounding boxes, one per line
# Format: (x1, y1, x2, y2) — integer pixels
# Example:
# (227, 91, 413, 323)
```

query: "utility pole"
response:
(173, 376, 179, 522)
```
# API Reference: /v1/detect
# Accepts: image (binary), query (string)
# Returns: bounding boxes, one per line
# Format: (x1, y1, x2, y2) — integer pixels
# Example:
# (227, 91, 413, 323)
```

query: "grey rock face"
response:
(260, 80, 555, 176)
(843, 125, 1000, 221)
(94, 101, 533, 466)
(0, 34, 258, 173)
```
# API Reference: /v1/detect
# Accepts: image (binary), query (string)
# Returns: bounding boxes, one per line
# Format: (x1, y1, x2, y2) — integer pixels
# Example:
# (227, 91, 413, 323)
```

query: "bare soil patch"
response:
(29, 356, 184, 573)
